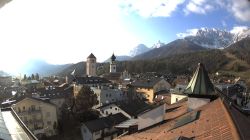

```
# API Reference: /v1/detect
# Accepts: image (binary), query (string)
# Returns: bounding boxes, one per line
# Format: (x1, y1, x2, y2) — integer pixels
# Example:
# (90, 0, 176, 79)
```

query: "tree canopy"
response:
(73, 85, 98, 113)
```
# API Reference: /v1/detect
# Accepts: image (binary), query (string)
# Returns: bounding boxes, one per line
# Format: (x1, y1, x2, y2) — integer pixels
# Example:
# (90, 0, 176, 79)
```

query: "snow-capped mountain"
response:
(129, 44, 151, 57)
(184, 28, 233, 49)
(151, 40, 165, 49)
(184, 27, 250, 49)
(233, 28, 250, 43)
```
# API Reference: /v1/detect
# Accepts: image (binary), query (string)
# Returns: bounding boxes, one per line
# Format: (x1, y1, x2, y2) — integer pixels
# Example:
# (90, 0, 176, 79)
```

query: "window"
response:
(110, 106, 112, 109)
(46, 112, 50, 117)
(32, 115, 36, 120)
(106, 111, 108, 115)
(23, 106, 25, 111)
(115, 108, 117, 110)
(31, 105, 35, 111)
(95, 131, 100, 135)
(176, 98, 178, 102)
(47, 121, 51, 125)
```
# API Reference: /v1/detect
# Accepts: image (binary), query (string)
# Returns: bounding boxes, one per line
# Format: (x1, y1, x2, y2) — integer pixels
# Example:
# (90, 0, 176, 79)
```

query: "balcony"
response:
(24, 119, 43, 125)
(18, 109, 42, 115)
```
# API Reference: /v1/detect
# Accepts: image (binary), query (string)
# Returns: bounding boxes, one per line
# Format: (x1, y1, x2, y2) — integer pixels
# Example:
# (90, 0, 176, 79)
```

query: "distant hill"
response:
(225, 37, 250, 64)
(57, 61, 85, 77)
(129, 44, 151, 57)
(104, 55, 131, 62)
(0, 70, 10, 76)
(18, 59, 71, 77)
(121, 49, 228, 74)
(57, 62, 112, 77)
(132, 39, 206, 60)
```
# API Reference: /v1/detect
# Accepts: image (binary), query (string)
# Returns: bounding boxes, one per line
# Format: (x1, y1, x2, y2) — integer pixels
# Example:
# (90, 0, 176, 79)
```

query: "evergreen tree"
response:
(35, 73, 39, 80)
(73, 85, 98, 113)
(23, 74, 27, 80)
(31, 74, 35, 80)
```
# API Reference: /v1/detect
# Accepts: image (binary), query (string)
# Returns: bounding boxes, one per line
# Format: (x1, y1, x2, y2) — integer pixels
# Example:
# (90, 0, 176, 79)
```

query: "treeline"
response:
(226, 37, 250, 64)
(97, 50, 229, 75)
(23, 73, 40, 80)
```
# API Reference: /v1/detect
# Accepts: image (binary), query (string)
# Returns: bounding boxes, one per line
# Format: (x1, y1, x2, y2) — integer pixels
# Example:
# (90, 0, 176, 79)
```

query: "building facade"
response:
(12, 97, 58, 137)
(110, 53, 116, 73)
(86, 53, 97, 76)
(132, 78, 171, 102)
(92, 87, 127, 107)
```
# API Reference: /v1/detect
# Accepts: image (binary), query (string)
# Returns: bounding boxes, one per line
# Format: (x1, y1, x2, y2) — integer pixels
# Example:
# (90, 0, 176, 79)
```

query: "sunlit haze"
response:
(0, 0, 249, 75)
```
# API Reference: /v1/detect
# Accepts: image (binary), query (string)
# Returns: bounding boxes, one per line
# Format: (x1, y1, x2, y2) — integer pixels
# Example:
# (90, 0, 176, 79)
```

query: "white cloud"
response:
(184, 0, 214, 15)
(176, 28, 199, 38)
(119, 0, 185, 17)
(230, 0, 250, 22)
(230, 26, 249, 34)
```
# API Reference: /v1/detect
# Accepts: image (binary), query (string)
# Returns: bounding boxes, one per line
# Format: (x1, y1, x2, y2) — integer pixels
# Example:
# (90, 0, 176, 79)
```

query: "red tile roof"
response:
(116, 98, 240, 140)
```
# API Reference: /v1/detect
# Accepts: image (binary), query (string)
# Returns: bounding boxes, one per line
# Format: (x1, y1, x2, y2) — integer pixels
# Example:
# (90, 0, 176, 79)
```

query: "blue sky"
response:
(0, 0, 249, 74)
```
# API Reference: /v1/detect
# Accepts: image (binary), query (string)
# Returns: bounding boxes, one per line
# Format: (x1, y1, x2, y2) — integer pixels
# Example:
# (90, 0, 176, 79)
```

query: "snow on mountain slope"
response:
(183, 27, 250, 49)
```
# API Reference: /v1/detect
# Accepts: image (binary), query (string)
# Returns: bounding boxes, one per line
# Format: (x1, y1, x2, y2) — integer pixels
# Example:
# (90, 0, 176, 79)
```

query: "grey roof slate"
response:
(84, 113, 128, 132)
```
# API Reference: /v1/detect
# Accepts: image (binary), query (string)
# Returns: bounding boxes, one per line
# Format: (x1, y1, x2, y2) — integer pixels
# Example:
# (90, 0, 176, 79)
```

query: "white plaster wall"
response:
(99, 104, 131, 118)
(171, 93, 187, 104)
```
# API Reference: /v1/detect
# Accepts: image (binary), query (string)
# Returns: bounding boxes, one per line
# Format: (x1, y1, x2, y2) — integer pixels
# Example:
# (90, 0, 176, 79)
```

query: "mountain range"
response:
(2, 27, 250, 77)
(0, 70, 9, 76)
(184, 27, 250, 49)
(132, 39, 207, 60)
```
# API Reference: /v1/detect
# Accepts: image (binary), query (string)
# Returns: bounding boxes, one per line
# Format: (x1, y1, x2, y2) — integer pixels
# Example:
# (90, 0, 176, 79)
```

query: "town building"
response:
(92, 86, 127, 107)
(98, 100, 165, 131)
(131, 78, 171, 102)
(116, 63, 250, 140)
(12, 97, 58, 138)
(0, 76, 12, 86)
(110, 53, 117, 73)
(72, 76, 111, 97)
(81, 113, 128, 140)
(0, 107, 37, 140)
(86, 53, 97, 77)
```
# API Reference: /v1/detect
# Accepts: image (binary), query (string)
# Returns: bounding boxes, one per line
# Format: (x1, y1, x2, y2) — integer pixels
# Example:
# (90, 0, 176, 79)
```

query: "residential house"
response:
(92, 86, 127, 108)
(12, 97, 58, 137)
(131, 78, 171, 102)
(37, 85, 73, 118)
(98, 100, 165, 131)
(81, 113, 128, 140)
(0, 107, 37, 140)
(0, 76, 12, 86)
(73, 76, 111, 97)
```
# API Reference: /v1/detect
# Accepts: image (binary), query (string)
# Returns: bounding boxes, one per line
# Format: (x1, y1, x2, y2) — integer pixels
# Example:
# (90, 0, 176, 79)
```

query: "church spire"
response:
(184, 63, 215, 96)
